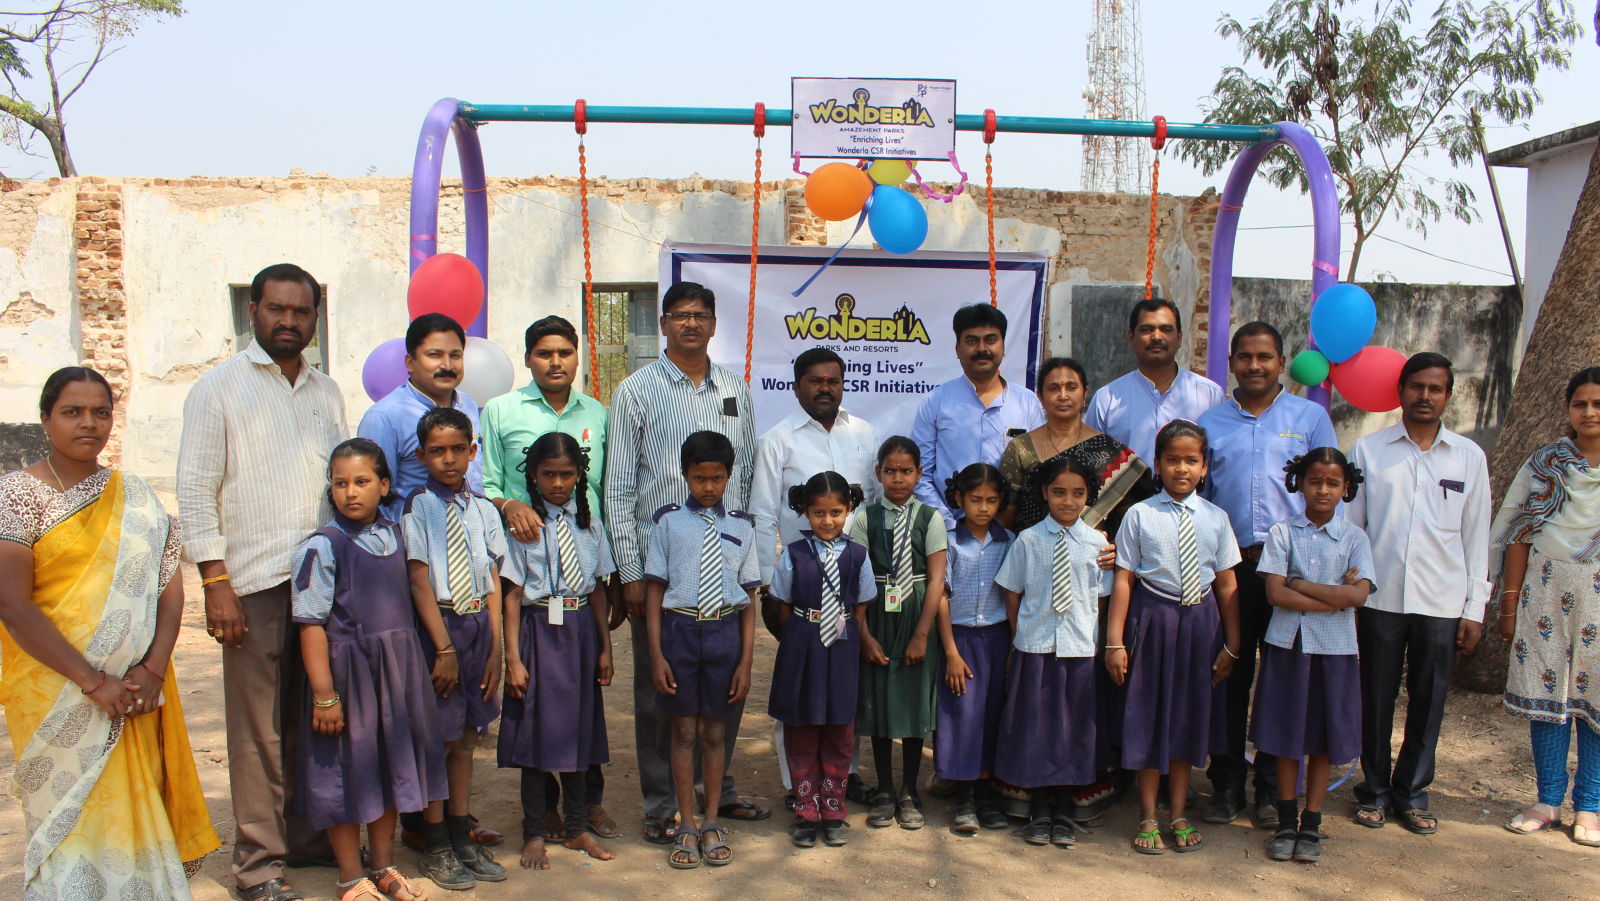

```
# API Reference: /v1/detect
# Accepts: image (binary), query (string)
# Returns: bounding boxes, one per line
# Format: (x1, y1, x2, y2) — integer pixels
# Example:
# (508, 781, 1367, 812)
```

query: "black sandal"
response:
(240, 877, 305, 901)
(1354, 804, 1386, 829)
(642, 815, 676, 845)
(717, 798, 771, 821)
(1394, 808, 1438, 835)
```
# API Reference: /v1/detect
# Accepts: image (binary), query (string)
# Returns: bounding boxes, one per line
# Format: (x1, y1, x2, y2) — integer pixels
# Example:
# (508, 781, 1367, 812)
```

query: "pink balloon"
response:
(361, 337, 408, 402)
(1329, 345, 1407, 412)
(407, 253, 484, 326)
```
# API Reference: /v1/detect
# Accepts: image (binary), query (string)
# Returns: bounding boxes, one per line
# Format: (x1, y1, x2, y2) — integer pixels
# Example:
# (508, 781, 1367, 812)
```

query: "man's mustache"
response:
(432, 369, 459, 379)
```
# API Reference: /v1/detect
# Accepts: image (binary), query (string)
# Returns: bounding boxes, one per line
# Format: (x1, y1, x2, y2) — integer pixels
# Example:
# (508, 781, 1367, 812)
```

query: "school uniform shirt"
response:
(291, 518, 400, 622)
(1345, 423, 1492, 622)
(944, 521, 1013, 628)
(1084, 367, 1226, 467)
(910, 376, 1045, 528)
(995, 518, 1112, 657)
(605, 357, 756, 584)
(358, 381, 484, 521)
(769, 535, 877, 605)
(846, 497, 950, 573)
(178, 339, 348, 596)
(402, 479, 506, 606)
(643, 500, 762, 610)
(748, 406, 881, 584)
(1115, 490, 1242, 596)
(1258, 515, 1377, 655)
(480, 385, 608, 517)
(1198, 387, 1338, 548)
(502, 500, 616, 601)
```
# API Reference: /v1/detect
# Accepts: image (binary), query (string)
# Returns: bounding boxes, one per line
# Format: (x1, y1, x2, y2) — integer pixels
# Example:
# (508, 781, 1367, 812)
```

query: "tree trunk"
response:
(1455, 139, 1600, 692)
(34, 116, 76, 177)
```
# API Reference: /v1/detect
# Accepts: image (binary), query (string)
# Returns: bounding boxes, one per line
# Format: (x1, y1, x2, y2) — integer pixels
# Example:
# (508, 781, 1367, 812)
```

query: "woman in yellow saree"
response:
(0, 367, 219, 900)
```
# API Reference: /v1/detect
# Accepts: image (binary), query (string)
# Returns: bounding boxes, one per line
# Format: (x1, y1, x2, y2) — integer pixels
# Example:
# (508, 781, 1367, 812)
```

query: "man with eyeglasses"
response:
(604, 281, 769, 843)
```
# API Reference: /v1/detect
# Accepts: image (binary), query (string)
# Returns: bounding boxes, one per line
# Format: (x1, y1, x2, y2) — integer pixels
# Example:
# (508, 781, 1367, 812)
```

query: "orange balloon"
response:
(805, 162, 874, 221)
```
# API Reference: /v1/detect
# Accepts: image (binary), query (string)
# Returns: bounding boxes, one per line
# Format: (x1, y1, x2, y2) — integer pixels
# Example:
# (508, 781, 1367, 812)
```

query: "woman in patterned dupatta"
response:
(0, 367, 218, 900)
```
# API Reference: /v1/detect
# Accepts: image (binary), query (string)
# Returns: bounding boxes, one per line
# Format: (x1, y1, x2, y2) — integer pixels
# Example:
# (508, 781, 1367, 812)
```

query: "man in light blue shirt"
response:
(358, 313, 483, 520)
(1197, 320, 1337, 828)
(1084, 298, 1224, 465)
(911, 304, 1045, 528)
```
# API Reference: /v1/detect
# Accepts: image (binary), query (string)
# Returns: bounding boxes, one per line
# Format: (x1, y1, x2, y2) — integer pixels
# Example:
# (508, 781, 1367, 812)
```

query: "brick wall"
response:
(75, 178, 128, 463)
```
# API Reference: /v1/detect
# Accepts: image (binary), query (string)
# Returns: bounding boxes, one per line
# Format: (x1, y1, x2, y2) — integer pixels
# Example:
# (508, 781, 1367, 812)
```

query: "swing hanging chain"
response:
(1145, 115, 1166, 302)
(984, 109, 998, 307)
(746, 103, 764, 384)
(577, 99, 599, 398)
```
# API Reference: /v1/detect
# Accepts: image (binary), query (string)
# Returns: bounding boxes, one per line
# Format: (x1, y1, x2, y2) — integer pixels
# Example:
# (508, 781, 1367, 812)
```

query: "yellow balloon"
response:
(869, 159, 913, 186)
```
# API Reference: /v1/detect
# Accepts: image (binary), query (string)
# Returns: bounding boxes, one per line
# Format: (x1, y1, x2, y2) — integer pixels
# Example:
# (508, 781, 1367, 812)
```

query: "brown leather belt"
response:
(1240, 544, 1264, 563)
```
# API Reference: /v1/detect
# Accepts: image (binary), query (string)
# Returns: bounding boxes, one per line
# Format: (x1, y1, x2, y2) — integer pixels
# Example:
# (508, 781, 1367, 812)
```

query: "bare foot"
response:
(519, 838, 549, 870)
(563, 832, 615, 860)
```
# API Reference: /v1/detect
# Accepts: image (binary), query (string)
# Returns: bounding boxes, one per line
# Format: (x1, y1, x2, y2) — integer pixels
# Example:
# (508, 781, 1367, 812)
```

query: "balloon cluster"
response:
(1288, 283, 1405, 412)
(359, 253, 516, 403)
(803, 160, 928, 255)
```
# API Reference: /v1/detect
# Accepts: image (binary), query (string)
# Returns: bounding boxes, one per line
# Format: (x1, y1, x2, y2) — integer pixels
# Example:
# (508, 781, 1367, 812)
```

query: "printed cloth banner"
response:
(661, 243, 1047, 440)
(791, 77, 957, 160)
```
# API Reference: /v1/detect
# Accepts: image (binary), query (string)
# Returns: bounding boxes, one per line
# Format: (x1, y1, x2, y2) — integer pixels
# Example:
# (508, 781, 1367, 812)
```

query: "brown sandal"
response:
(369, 867, 428, 901)
(336, 878, 384, 901)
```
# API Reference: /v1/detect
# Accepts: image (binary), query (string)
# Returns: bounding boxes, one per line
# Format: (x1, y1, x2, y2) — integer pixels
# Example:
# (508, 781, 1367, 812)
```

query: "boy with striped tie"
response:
(403, 407, 509, 888)
(644, 431, 761, 869)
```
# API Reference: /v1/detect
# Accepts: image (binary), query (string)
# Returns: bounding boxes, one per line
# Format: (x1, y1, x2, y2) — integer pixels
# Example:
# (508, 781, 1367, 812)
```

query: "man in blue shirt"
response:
(1197, 321, 1336, 828)
(911, 304, 1044, 528)
(1085, 298, 1224, 464)
(358, 313, 483, 520)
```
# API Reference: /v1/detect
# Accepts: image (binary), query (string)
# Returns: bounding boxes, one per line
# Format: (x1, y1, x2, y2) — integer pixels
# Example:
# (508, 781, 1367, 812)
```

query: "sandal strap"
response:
(337, 878, 383, 901)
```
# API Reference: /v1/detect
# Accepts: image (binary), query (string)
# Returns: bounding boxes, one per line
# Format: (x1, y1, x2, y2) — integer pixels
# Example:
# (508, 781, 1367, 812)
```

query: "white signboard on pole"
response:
(661, 243, 1046, 440)
(790, 77, 957, 160)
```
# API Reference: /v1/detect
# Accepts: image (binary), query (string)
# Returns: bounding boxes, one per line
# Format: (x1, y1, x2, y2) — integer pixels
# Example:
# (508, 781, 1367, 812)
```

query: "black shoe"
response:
(784, 791, 797, 812)
(1203, 786, 1245, 824)
(949, 802, 980, 836)
(821, 819, 850, 846)
(976, 799, 1009, 830)
(791, 819, 818, 848)
(896, 790, 925, 830)
(1292, 831, 1322, 862)
(1254, 794, 1281, 830)
(1050, 815, 1077, 848)
(1265, 828, 1297, 862)
(418, 847, 476, 891)
(1023, 817, 1053, 845)
(448, 814, 507, 882)
(866, 791, 897, 828)
(846, 774, 876, 804)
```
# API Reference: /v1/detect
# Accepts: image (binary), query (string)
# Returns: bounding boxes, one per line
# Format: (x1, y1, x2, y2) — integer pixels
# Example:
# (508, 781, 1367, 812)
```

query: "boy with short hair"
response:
(403, 407, 508, 888)
(645, 431, 760, 869)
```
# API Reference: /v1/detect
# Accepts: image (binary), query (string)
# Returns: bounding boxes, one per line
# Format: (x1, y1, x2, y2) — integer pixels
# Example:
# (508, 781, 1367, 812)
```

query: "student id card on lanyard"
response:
(881, 516, 906, 613)
(542, 532, 569, 626)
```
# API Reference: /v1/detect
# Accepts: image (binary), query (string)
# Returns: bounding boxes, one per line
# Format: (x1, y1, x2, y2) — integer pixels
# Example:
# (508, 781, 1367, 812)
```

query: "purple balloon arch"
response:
(409, 97, 491, 338)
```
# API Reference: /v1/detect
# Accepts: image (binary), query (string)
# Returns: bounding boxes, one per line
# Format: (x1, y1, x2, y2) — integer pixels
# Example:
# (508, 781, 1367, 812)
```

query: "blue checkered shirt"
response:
(945, 521, 1013, 628)
(1259, 514, 1376, 655)
(643, 499, 761, 611)
(503, 500, 616, 602)
(1115, 490, 1241, 597)
(401, 479, 506, 605)
(995, 517, 1112, 657)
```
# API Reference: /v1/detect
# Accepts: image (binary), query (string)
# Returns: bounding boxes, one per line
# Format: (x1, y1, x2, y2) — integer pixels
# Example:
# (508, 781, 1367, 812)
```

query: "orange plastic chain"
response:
(745, 104, 764, 384)
(1145, 116, 1166, 301)
(983, 109, 998, 306)
(576, 100, 598, 398)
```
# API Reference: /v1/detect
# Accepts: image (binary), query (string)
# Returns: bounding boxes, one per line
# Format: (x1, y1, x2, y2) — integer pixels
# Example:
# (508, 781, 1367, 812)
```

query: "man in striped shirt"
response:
(605, 281, 767, 841)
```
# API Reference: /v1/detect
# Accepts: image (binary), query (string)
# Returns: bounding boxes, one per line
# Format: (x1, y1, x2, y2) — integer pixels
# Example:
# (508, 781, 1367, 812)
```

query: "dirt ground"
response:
(2, 528, 1595, 901)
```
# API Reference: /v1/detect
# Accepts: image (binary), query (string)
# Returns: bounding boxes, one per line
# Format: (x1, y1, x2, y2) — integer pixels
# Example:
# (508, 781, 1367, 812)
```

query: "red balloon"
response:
(407, 253, 484, 326)
(1329, 345, 1406, 412)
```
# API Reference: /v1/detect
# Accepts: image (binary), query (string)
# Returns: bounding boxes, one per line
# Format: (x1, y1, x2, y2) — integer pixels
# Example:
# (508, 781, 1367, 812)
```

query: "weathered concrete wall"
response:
(0, 183, 78, 422)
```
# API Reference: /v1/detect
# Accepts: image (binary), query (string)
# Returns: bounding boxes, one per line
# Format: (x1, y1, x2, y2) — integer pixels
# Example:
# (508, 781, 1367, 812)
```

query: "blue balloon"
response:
(866, 185, 928, 255)
(1309, 283, 1377, 364)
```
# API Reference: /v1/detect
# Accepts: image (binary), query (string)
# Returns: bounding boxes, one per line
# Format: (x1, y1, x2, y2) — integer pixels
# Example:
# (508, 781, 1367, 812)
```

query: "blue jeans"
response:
(1530, 719, 1600, 812)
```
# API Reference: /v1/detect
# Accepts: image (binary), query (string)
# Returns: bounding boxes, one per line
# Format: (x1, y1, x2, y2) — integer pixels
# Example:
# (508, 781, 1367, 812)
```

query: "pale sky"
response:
(2, 0, 1594, 285)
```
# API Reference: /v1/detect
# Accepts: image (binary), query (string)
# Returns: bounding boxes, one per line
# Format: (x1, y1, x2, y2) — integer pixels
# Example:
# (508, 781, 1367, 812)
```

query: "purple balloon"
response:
(361, 337, 408, 402)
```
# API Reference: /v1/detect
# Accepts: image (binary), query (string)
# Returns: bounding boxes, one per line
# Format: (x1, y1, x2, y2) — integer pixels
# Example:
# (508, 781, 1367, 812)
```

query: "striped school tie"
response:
(818, 541, 842, 647)
(697, 509, 725, 618)
(891, 503, 913, 588)
(444, 502, 477, 614)
(1050, 527, 1075, 613)
(553, 512, 583, 596)
(1176, 503, 1205, 606)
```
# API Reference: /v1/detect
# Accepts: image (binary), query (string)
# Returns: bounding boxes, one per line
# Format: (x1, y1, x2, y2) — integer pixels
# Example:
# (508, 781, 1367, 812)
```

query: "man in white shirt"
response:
(1346, 352, 1490, 836)
(749, 346, 881, 806)
(178, 264, 347, 899)
(1084, 298, 1225, 464)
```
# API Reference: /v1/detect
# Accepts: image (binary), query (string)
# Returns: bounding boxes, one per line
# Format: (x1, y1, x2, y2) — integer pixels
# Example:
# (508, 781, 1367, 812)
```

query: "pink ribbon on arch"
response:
(1312, 258, 1339, 276)
(910, 151, 969, 203)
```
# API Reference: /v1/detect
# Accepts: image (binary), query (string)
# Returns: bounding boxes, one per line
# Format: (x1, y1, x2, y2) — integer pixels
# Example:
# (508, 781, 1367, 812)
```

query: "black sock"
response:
(1029, 790, 1051, 821)
(1276, 799, 1298, 831)
(901, 738, 924, 800)
(1052, 785, 1077, 817)
(1300, 809, 1322, 835)
(956, 780, 976, 805)
(871, 737, 895, 797)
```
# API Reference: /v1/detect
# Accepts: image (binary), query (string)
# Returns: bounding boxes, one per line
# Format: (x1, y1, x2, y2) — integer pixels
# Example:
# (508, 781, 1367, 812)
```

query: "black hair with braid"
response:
(876, 435, 920, 467)
(943, 462, 1011, 513)
(786, 470, 865, 517)
(1153, 418, 1209, 494)
(1034, 452, 1102, 507)
(1283, 446, 1364, 503)
(521, 432, 594, 530)
(327, 437, 402, 508)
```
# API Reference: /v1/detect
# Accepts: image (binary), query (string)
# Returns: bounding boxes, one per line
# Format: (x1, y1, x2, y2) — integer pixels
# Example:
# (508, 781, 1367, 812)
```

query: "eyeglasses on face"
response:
(663, 311, 714, 324)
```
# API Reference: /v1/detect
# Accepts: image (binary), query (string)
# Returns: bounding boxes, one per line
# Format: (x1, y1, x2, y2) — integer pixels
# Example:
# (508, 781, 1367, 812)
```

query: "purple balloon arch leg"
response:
(410, 98, 491, 337)
(1205, 121, 1341, 408)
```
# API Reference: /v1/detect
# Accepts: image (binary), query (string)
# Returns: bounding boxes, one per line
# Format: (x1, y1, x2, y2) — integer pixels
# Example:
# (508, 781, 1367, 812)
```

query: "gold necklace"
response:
(44, 454, 67, 491)
(1039, 420, 1083, 460)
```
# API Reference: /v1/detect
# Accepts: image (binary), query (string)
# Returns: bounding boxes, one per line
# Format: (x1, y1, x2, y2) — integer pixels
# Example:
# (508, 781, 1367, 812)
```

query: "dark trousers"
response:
(629, 616, 742, 819)
(1206, 555, 1277, 798)
(785, 723, 855, 822)
(399, 766, 604, 834)
(1355, 608, 1457, 811)
(521, 769, 587, 842)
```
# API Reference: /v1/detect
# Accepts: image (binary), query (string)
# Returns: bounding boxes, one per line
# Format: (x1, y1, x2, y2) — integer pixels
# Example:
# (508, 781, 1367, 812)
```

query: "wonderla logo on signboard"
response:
(792, 77, 957, 161)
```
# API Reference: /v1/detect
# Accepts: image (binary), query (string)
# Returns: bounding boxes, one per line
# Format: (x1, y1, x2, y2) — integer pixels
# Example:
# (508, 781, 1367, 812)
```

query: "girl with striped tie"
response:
(992, 455, 1112, 848)
(767, 471, 872, 849)
(1105, 419, 1242, 855)
(498, 432, 617, 869)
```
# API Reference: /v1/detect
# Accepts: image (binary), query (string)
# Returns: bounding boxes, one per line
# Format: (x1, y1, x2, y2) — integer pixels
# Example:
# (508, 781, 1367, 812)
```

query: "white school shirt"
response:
(748, 407, 880, 585)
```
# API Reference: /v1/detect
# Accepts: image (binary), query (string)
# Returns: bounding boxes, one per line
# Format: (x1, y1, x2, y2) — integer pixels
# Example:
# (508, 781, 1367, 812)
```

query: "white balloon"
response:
(460, 336, 515, 403)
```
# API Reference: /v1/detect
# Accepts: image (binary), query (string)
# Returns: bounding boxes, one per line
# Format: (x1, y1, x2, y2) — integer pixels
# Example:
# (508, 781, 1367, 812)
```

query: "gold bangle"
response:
(1499, 611, 1518, 618)
(201, 574, 231, 586)
(313, 694, 340, 708)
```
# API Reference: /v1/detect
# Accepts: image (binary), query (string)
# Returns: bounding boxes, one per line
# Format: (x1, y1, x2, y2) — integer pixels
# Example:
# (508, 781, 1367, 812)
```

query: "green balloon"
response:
(1290, 350, 1330, 386)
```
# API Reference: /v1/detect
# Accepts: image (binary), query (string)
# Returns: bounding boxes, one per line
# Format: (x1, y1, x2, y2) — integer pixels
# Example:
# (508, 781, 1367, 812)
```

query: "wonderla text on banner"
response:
(662, 243, 1047, 440)
(791, 77, 957, 161)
